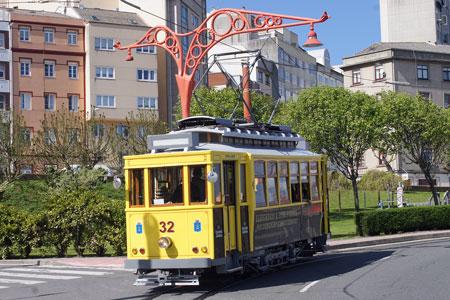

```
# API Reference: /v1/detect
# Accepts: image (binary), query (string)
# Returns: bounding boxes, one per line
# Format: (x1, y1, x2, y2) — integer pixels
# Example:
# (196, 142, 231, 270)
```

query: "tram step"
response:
(134, 274, 199, 286)
(226, 266, 243, 273)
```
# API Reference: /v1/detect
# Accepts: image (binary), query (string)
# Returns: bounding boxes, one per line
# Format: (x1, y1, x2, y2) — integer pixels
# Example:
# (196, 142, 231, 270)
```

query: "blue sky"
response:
(207, 0, 381, 66)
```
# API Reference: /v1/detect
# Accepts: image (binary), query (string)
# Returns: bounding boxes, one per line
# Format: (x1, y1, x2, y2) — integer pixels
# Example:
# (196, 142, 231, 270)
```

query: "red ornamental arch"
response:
(114, 8, 329, 119)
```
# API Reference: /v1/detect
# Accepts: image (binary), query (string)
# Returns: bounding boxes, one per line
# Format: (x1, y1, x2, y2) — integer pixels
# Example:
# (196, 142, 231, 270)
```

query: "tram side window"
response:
(190, 165, 206, 203)
(150, 166, 183, 205)
(310, 162, 319, 201)
(130, 169, 145, 207)
(213, 164, 222, 204)
(254, 161, 267, 207)
(290, 162, 301, 203)
(267, 161, 279, 206)
(279, 162, 290, 204)
(240, 164, 247, 203)
(301, 162, 311, 202)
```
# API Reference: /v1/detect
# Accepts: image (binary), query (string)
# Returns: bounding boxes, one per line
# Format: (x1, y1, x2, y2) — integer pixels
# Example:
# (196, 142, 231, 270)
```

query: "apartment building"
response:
(307, 49, 344, 88)
(10, 9, 85, 138)
(65, 7, 158, 131)
(342, 42, 450, 187)
(2, 0, 208, 125)
(0, 10, 10, 114)
(380, 0, 450, 45)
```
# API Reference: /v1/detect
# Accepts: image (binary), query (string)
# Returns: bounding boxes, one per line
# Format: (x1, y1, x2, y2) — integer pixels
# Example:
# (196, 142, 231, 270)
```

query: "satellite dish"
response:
(113, 175, 122, 189)
(207, 171, 218, 183)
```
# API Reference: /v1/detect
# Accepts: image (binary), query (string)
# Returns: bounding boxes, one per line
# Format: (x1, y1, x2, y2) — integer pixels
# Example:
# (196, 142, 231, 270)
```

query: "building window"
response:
(0, 64, 4, 79)
(19, 27, 30, 41)
(257, 71, 263, 83)
(0, 33, 4, 49)
(21, 128, 32, 143)
(443, 67, 450, 81)
(352, 69, 361, 84)
(44, 94, 55, 111)
(181, 3, 188, 26)
(136, 44, 155, 54)
(419, 92, 431, 101)
(375, 65, 384, 80)
(95, 37, 114, 51)
(20, 59, 30, 76)
(21, 165, 32, 174)
(68, 63, 78, 79)
(20, 93, 31, 110)
(44, 29, 54, 43)
(68, 95, 78, 112)
(137, 69, 157, 81)
(45, 130, 55, 145)
(96, 66, 114, 79)
(44, 61, 55, 78)
(265, 74, 270, 86)
(96, 95, 115, 108)
(117, 125, 129, 138)
(68, 31, 77, 45)
(192, 14, 199, 27)
(417, 65, 428, 80)
(445, 94, 449, 108)
(418, 178, 437, 186)
(137, 97, 157, 109)
(94, 124, 105, 137)
(0, 95, 4, 110)
(286, 72, 291, 83)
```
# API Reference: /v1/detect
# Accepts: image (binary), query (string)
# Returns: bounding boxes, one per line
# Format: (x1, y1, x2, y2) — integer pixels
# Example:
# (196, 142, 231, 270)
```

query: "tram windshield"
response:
(151, 166, 183, 205)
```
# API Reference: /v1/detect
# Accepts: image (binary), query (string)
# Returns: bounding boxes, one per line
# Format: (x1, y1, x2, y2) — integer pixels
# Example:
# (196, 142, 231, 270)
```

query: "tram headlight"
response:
(158, 236, 173, 249)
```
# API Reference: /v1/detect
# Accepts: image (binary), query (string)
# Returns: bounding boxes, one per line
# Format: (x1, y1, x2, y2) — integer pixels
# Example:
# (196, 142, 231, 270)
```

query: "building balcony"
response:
(0, 80, 9, 93)
(0, 49, 10, 62)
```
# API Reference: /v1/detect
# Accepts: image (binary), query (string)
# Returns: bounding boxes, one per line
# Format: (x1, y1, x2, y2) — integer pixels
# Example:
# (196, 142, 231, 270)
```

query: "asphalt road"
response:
(1, 237, 450, 300)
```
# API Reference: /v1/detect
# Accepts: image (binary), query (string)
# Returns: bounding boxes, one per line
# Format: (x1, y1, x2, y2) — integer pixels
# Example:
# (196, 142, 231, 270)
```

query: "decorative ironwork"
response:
(115, 8, 329, 119)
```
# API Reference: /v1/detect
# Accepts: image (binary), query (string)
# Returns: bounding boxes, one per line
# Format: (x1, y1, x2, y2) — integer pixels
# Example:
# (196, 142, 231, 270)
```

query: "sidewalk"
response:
(326, 229, 450, 251)
(1, 230, 450, 267)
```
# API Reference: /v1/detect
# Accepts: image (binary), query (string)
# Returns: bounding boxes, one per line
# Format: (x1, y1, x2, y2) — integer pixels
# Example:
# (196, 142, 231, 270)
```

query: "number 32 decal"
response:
(160, 221, 175, 233)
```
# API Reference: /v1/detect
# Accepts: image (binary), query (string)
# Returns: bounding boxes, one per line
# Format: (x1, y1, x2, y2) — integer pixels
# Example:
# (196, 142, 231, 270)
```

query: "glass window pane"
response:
(240, 164, 246, 203)
(190, 165, 206, 203)
(254, 161, 265, 176)
(129, 169, 144, 207)
(280, 177, 290, 204)
(255, 177, 266, 207)
(301, 175, 311, 201)
(151, 166, 183, 205)
(311, 175, 319, 201)
(290, 162, 299, 175)
(267, 177, 278, 206)
(301, 162, 309, 175)
(213, 164, 222, 204)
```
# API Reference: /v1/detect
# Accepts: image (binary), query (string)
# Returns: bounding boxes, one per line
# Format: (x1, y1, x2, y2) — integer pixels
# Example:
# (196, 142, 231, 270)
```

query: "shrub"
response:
(328, 171, 352, 190)
(105, 198, 126, 256)
(356, 206, 450, 236)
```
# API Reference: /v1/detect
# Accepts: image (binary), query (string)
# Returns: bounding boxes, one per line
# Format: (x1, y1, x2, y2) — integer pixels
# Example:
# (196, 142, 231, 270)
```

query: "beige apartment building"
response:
(342, 42, 450, 187)
(10, 9, 85, 138)
(65, 7, 159, 131)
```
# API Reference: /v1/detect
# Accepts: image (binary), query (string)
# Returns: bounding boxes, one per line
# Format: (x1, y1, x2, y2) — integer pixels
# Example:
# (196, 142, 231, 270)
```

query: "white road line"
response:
(4, 267, 112, 276)
(0, 272, 80, 280)
(0, 285, 9, 289)
(300, 280, 320, 293)
(0, 278, 44, 285)
(39, 265, 125, 271)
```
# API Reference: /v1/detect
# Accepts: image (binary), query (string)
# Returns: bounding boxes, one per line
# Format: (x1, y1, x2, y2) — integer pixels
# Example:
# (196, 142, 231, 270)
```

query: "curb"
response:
(0, 257, 126, 268)
(325, 230, 450, 251)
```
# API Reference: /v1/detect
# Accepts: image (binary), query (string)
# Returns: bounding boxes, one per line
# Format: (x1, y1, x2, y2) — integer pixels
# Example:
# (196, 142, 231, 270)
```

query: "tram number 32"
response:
(160, 221, 175, 233)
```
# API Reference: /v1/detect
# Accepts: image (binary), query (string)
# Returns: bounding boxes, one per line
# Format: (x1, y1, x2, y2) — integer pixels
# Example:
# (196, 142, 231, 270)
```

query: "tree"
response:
(105, 110, 168, 176)
(179, 86, 279, 124)
(33, 109, 111, 171)
(380, 92, 450, 205)
(281, 86, 382, 211)
(0, 111, 30, 198)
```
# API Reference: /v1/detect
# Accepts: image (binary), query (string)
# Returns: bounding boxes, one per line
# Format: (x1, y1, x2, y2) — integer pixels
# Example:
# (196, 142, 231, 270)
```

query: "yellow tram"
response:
(124, 117, 329, 286)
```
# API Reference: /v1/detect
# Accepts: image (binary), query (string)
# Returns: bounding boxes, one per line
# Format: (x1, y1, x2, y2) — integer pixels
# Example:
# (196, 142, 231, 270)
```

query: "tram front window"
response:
(150, 166, 183, 205)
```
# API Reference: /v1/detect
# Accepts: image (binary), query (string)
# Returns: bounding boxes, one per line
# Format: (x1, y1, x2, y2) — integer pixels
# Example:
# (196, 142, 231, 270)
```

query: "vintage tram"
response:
(124, 116, 329, 286)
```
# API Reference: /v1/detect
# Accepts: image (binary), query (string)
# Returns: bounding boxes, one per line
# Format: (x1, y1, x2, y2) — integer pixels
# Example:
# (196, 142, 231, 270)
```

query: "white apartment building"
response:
(380, 0, 450, 44)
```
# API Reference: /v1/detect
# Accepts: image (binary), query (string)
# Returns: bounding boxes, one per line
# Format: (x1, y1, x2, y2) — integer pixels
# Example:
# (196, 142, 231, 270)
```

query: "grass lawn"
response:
(328, 189, 432, 239)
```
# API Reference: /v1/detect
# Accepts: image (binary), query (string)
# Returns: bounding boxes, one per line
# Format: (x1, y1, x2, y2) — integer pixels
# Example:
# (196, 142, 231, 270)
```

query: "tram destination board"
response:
(254, 206, 302, 250)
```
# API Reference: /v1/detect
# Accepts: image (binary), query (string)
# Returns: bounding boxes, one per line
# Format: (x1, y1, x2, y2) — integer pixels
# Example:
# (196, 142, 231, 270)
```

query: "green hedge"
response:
(355, 206, 450, 236)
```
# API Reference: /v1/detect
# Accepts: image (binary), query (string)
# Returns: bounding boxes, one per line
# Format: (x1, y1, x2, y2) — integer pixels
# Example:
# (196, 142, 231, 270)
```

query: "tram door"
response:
(223, 161, 237, 251)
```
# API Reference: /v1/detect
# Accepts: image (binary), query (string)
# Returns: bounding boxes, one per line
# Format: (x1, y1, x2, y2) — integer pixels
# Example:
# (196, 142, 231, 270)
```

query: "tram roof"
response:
(194, 143, 321, 157)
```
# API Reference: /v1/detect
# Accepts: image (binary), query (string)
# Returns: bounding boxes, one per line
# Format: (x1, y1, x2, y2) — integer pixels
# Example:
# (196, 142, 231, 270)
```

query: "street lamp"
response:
(114, 8, 329, 119)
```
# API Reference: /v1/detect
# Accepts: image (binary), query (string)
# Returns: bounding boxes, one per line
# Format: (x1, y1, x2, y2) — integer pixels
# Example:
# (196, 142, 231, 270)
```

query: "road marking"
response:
(0, 278, 44, 285)
(39, 265, 126, 271)
(300, 280, 320, 293)
(0, 285, 9, 289)
(4, 267, 112, 276)
(0, 271, 80, 280)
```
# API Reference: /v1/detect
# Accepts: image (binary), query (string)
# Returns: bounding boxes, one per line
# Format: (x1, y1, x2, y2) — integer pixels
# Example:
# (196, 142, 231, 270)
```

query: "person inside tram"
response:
(191, 167, 206, 202)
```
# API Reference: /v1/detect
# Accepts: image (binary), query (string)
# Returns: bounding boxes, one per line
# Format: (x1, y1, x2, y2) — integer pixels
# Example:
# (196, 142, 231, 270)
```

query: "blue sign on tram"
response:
(194, 220, 201, 232)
